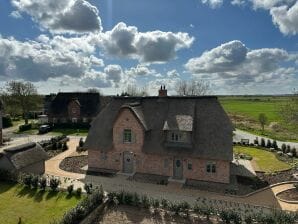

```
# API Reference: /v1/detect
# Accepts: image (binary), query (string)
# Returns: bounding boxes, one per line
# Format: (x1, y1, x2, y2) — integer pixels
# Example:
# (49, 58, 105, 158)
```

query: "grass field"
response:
(16, 128, 89, 136)
(0, 182, 82, 224)
(233, 146, 292, 173)
(219, 96, 297, 142)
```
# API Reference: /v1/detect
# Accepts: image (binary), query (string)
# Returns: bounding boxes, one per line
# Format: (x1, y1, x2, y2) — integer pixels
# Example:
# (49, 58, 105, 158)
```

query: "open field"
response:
(219, 96, 298, 142)
(0, 182, 82, 224)
(233, 146, 292, 173)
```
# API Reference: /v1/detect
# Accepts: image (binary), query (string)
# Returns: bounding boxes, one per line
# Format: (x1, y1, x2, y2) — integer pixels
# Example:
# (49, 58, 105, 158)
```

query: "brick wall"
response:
(88, 108, 230, 184)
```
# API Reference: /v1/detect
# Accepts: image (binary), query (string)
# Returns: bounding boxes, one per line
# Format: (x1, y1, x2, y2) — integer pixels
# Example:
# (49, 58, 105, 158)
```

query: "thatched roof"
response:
(49, 92, 102, 117)
(84, 96, 233, 161)
(1, 142, 48, 170)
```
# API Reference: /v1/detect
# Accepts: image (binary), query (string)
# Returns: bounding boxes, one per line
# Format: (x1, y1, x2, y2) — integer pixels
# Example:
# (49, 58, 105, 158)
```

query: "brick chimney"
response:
(158, 85, 167, 97)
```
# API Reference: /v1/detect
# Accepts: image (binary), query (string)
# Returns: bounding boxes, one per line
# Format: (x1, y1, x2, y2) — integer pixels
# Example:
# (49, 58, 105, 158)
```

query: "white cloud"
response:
(0, 37, 104, 82)
(11, 0, 102, 34)
(104, 64, 123, 84)
(231, 0, 246, 6)
(270, 2, 298, 35)
(201, 0, 223, 8)
(167, 69, 180, 78)
(9, 10, 22, 19)
(185, 40, 296, 87)
(98, 22, 194, 63)
(125, 65, 156, 77)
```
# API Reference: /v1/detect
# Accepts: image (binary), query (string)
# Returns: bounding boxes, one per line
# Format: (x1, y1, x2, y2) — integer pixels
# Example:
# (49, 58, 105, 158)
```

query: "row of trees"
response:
(1, 81, 42, 124)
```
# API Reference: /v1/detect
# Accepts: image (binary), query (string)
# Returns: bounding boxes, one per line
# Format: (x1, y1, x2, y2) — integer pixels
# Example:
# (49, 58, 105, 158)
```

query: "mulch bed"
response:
(256, 169, 297, 185)
(59, 155, 88, 174)
(278, 188, 298, 201)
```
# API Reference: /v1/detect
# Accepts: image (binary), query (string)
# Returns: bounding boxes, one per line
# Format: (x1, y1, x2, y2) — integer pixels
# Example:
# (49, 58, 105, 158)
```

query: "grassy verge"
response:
(0, 182, 82, 224)
(48, 128, 89, 136)
(233, 146, 292, 173)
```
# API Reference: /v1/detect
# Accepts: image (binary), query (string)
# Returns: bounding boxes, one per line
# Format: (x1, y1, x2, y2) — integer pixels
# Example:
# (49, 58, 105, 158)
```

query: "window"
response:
(206, 162, 216, 173)
(72, 118, 77, 123)
(83, 117, 88, 123)
(123, 129, 132, 143)
(188, 162, 192, 170)
(169, 131, 188, 143)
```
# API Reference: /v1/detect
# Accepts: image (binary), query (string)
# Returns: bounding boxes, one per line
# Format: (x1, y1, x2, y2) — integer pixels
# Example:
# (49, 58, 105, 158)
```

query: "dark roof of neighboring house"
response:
(1, 142, 48, 170)
(49, 92, 102, 117)
(84, 96, 233, 161)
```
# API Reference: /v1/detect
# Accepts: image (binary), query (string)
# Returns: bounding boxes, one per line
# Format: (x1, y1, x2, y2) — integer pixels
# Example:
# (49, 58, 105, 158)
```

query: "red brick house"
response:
(85, 88, 233, 184)
(47, 92, 103, 125)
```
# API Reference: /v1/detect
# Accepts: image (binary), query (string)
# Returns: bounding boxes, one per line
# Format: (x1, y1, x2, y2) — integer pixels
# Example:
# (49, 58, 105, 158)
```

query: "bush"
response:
(266, 139, 272, 148)
(67, 185, 74, 195)
(286, 145, 291, 154)
(39, 177, 47, 190)
(79, 138, 84, 147)
(272, 140, 278, 150)
(141, 195, 150, 209)
(22, 174, 33, 187)
(254, 138, 259, 145)
(57, 141, 62, 149)
(49, 178, 60, 191)
(84, 183, 93, 194)
(282, 143, 287, 153)
(260, 138, 266, 147)
(76, 187, 82, 196)
(19, 123, 32, 132)
(2, 116, 13, 128)
(31, 175, 39, 189)
(62, 142, 68, 151)
(291, 148, 297, 157)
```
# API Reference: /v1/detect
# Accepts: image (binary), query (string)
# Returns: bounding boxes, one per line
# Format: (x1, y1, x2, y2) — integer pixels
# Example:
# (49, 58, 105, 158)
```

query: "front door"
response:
(173, 158, 183, 179)
(123, 151, 134, 173)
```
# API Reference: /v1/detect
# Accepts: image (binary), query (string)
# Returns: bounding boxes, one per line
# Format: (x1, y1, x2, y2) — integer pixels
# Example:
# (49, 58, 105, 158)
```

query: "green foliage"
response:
(62, 142, 68, 151)
(266, 139, 272, 148)
(258, 113, 268, 131)
(84, 183, 93, 194)
(39, 177, 47, 191)
(282, 143, 287, 153)
(76, 187, 82, 197)
(22, 174, 33, 187)
(272, 140, 278, 150)
(260, 138, 266, 147)
(67, 185, 74, 195)
(19, 123, 32, 132)
(31, 175, 39, 189)
(79, 138, 84, 147)
(141, 195, 150, 209)
(2, 116, 13, 128)
(49, 178, 60, 191)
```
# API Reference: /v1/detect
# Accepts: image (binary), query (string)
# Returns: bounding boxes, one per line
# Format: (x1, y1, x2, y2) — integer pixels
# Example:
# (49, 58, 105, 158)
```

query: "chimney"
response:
(158, 85, 167, 97)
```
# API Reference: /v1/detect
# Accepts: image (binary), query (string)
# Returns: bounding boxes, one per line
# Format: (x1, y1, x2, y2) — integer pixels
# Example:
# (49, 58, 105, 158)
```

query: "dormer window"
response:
(123, 129, 132, 143)
(169, 131, 188, 143)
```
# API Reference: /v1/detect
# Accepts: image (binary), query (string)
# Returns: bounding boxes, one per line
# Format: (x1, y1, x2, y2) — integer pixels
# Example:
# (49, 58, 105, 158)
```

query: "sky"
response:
(0, 0, 298, 95)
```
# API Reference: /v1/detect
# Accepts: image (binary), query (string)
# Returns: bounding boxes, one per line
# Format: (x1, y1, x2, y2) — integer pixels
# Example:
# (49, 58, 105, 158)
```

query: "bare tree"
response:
(2, 81, 42, 124)
(121, 84, 148, 97)
(175, 79, 211, 96)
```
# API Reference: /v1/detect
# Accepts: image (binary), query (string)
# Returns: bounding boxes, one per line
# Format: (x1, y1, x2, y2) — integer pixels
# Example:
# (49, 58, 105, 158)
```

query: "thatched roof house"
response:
(0, 142, 48, 174)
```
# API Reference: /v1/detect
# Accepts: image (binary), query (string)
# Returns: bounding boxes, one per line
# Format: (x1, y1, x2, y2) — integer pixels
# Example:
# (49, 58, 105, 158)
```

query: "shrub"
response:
(2, 116, 13, 128)
(49, 178, 60, 191)
(266, 139, 272, 148)
(286, 145, 291, 154)
(254, 138, 259, 145)
(272, 140, 278, 150)
(291, 148, 297, 158)
(22, 174, 33, 187)
(39, 177, 47, 190)
(244, 215, 254, 224)
(57, 141, 63, 149)
(79, 138, 84, 147)
(19, 123, 32, 132)
(161, 198, 169, 209)
(52, 142, 58, 151)
(84, 183, 93, 194)
(76, 187, 82, 196)
(282, 143, 287, 153)
(31, 175, 39, 189)
(62, 142, 68, 151)
(67, 185, 74, 195)
(260, 138, 266, 147)
(141, 195, 150, 209)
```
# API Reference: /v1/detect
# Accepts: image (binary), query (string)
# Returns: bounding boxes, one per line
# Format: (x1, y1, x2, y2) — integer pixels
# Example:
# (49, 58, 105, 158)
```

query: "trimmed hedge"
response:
(19, 123, 32, 132)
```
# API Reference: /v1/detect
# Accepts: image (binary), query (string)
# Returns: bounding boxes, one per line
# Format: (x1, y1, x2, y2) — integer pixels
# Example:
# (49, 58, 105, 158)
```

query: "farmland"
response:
(219, 96, 298, 142)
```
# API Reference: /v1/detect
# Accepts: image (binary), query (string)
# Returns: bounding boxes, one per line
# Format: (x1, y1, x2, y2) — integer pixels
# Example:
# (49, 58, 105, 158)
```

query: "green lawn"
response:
(219, 96, 298, 142)
(233, 146, 291, 173)
(48, 128, 89, 136)
(0, 182, 82, 224)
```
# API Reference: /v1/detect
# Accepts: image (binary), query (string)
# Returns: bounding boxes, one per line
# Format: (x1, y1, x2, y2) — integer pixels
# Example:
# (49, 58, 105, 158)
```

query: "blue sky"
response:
(0, 0, 297, 95)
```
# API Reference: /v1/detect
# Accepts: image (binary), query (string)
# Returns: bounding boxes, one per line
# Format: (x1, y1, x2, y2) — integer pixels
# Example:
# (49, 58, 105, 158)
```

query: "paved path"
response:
(234, 129, 298, 149)
(45, 143, 297, 212)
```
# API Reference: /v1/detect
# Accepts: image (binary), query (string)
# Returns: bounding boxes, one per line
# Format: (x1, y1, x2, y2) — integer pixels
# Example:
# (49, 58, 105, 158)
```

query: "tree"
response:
(121, 84, 148, 96)
(280, 90, 298, 126)
(175, 79, 211, 96)
(258, 113, 268, 132)
(2, 81, 42, 124)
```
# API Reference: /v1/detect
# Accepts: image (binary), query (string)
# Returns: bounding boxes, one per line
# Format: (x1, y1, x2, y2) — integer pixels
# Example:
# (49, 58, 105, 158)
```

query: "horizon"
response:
(1, 0, 298, 95)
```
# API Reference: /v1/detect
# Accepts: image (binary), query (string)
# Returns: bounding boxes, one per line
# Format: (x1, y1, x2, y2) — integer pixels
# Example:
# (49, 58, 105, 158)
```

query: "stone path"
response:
(45, 138, 297, 212)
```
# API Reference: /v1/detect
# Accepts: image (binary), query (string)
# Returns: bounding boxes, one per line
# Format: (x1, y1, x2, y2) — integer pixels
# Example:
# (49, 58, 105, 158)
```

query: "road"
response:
(233, 129, 298, 149)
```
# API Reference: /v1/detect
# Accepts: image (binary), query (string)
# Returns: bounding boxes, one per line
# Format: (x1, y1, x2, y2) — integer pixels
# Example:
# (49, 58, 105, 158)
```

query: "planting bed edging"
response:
(275, 187, 298, 204)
